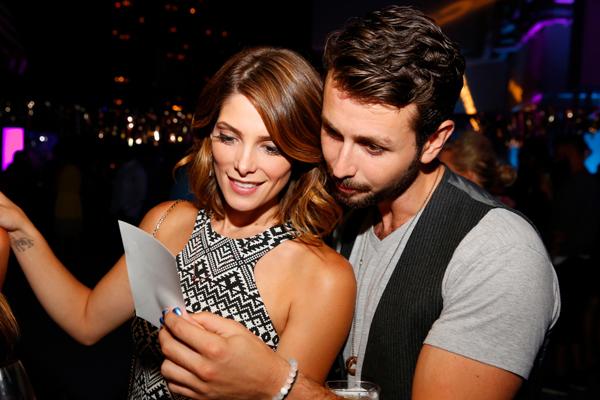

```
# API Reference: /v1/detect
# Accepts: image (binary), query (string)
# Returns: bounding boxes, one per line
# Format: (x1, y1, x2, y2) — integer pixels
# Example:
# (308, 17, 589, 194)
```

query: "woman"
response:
(0, 47, 356, 399)
(1, 228, 18, 362)
(0, 292, 19, 365)
(0, 227, 9, 289)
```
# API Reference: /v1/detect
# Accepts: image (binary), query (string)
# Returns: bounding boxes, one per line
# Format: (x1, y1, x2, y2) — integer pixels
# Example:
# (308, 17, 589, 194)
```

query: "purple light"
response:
(520, 18, 571, 46)
(2, 127, 25, 171)
(531, 93, 543, 104)
(554, 0, 574, 4)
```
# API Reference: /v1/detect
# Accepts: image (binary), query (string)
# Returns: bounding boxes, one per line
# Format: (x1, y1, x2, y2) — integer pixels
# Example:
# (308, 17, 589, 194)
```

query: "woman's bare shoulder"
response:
(138, 200, 199, 253)
(276, 241, 356, 330)
(281, 240, 355, 289)
(139, 200, 198, 233)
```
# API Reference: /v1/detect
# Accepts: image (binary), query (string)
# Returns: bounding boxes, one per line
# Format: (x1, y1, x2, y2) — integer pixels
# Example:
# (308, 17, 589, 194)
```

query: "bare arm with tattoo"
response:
(0, 191, 137, 344)
(0, 191, 196, 345)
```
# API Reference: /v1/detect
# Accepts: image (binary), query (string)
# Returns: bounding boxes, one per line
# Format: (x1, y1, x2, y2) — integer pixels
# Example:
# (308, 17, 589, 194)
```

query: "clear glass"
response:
(0, 360, 36, 400)
(326, 380, 380, 399)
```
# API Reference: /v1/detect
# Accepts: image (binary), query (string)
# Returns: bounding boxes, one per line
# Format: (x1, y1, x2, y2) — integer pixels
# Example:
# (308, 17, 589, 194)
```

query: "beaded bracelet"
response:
(272, 358, 298, 400)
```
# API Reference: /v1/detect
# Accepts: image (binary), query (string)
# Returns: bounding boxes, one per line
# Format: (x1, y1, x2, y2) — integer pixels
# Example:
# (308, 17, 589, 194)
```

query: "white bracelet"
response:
(272, 358, 298, 400)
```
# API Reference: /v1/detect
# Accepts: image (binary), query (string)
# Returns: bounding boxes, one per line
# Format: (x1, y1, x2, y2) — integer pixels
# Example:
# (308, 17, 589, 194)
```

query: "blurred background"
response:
(1, 0, 599, 398)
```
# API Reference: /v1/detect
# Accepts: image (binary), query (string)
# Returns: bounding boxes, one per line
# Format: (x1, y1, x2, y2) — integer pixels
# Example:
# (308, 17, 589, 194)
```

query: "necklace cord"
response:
(346, 167, 442, 376)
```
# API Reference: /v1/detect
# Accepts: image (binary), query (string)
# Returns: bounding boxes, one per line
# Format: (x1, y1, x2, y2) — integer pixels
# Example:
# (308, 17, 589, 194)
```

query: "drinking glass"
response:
(0, 360, 36, 400)
(326, 380, 380, 399)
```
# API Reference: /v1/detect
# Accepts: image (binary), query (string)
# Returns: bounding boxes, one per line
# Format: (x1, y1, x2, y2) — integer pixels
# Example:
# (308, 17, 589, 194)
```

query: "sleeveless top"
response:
(128, 209, 297, 399)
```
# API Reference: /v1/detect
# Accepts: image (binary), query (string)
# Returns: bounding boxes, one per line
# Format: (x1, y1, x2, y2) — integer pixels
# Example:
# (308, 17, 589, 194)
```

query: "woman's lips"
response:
(229, 177, 262, 195)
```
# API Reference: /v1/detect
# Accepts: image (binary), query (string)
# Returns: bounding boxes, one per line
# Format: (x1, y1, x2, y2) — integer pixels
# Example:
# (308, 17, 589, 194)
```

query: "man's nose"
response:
(330, 143, 357, 179)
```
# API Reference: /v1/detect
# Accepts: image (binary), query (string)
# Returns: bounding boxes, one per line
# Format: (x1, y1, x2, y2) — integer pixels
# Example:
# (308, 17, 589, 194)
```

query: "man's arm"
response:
(415, 211, 559, 399)
(412, 344, 522, 400)
(159, 311, 341, 400)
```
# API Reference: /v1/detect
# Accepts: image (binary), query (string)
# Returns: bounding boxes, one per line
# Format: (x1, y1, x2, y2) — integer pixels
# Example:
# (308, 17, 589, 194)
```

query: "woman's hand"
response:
(0, 191, 33, 235)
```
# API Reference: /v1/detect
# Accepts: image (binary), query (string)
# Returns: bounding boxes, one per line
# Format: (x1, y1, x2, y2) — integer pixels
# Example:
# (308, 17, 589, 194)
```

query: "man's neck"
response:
(374, 165, 444, 239)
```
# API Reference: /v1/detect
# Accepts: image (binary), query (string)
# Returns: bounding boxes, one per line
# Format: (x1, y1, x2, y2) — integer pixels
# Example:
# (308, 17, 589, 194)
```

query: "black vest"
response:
(337, 169, 503, 399)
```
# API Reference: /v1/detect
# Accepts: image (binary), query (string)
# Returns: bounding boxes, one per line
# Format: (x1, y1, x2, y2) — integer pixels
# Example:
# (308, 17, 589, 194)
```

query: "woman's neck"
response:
(213, 203, 281, 239)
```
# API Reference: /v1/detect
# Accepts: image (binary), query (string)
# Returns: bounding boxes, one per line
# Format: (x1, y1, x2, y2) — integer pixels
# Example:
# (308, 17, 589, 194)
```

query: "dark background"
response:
(1, 1, 600, 399)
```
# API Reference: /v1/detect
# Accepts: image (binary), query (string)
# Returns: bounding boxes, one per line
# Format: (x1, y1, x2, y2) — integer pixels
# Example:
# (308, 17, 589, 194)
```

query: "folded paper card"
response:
(118, 220, 185, 328)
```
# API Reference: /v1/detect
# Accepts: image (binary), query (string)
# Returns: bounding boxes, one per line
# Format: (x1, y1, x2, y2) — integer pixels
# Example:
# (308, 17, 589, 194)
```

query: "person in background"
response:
(0, 235, 35, 398)
(439, 129, 517, 206)
(110, 145, 149, 226)
(0, 228, 9, 289)
(52, 141, 84, 266)
(158, 6, 560, 400)
(168, 165, 196, 202)
(0, 46, 355, 399)
(0, 292, 19, 365)
(548, 134, 600, 386)
(1, 227, 18, 367)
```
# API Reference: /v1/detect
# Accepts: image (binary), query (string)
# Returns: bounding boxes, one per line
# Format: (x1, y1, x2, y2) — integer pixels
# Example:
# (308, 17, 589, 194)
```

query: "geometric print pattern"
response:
(128, 209, 297, 399)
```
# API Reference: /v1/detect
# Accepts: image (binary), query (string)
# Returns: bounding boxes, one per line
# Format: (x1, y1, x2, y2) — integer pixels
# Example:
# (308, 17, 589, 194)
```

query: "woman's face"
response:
(210, 94, 292, 220)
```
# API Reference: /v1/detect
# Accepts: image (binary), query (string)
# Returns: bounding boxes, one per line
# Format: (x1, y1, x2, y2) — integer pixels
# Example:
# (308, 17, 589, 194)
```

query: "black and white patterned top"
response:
(128, 209, 297, 399)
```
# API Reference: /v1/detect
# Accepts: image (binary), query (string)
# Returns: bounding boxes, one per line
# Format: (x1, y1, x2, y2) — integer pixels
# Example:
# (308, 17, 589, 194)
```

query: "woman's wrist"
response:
(8, 226, 41, 254)
(272, 358, 298, 400)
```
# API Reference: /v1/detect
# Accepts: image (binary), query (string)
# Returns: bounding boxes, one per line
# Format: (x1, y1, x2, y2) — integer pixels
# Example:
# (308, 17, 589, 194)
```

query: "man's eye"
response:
(366, 143, 384, 155)
(324, 129, 343, 141)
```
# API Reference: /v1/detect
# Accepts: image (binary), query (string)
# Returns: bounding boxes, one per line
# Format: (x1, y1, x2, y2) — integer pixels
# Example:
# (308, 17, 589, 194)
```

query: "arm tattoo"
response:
(11, 236, 34, 253)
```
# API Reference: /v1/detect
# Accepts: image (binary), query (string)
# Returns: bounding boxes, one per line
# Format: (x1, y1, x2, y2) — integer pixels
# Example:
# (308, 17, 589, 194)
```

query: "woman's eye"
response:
(263, 144, 281, 155)
(215, 132, 235, 144)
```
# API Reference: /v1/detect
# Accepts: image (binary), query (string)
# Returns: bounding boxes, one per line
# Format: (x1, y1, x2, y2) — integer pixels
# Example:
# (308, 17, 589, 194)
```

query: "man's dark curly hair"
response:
(323, 5, 465, 148)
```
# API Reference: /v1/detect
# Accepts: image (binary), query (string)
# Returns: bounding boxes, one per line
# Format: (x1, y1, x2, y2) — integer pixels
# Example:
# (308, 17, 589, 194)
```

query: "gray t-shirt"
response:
(343, 208, 560, 381)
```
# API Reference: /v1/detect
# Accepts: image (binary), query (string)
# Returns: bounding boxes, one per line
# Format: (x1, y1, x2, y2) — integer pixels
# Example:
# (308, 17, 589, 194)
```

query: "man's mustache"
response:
(330, 177, 371, 193)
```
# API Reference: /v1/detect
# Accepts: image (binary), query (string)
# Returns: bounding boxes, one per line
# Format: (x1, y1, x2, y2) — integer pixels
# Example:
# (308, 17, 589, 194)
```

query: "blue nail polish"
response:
(159, 316, 165, 325)
(162, 308, 168, 316)
(173, 307, 182, 316)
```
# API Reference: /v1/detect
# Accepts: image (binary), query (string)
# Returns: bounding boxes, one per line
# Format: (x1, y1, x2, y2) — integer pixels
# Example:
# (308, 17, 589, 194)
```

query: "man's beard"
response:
(329, 155, 421, 209)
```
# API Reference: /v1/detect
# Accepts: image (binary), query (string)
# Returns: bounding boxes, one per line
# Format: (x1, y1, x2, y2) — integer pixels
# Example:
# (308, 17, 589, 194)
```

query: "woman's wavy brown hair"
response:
(176, 47, 341, 245)
(0, 293, 19, 364)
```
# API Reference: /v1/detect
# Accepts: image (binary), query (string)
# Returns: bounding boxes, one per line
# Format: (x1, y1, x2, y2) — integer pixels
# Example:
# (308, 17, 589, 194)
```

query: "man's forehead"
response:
(323, 77, 415, 116)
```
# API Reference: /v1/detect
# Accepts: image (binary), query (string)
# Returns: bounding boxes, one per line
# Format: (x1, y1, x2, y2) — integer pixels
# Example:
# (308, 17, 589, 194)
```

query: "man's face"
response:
(321, 78, 421, 208)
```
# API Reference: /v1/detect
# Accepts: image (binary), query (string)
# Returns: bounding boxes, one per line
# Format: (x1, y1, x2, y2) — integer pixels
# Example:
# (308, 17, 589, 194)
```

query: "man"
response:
(159, 6, 560, 399)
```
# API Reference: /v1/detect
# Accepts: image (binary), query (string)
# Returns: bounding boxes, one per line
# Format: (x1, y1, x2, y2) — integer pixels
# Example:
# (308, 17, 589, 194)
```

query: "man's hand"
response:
(159, 310, 290, 400)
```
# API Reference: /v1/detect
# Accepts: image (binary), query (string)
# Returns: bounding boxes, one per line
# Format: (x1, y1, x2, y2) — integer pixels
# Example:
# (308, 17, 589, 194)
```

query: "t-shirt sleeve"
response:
(424, 210, 560, 379)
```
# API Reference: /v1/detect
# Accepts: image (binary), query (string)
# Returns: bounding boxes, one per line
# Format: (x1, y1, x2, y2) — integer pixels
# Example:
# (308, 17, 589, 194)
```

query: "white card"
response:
(118, 220, 185, 328)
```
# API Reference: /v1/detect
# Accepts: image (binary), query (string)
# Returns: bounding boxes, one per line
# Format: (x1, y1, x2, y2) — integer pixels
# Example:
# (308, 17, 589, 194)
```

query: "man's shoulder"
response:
(447, 207, 553, 288)
(470, 208, 544, 252)
(445, 169, 503, 208)
(442, 171, 540, 249)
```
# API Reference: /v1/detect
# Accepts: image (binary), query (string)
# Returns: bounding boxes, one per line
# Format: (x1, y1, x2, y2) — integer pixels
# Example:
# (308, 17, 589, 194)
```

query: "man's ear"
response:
(420, 120, 455, 164)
